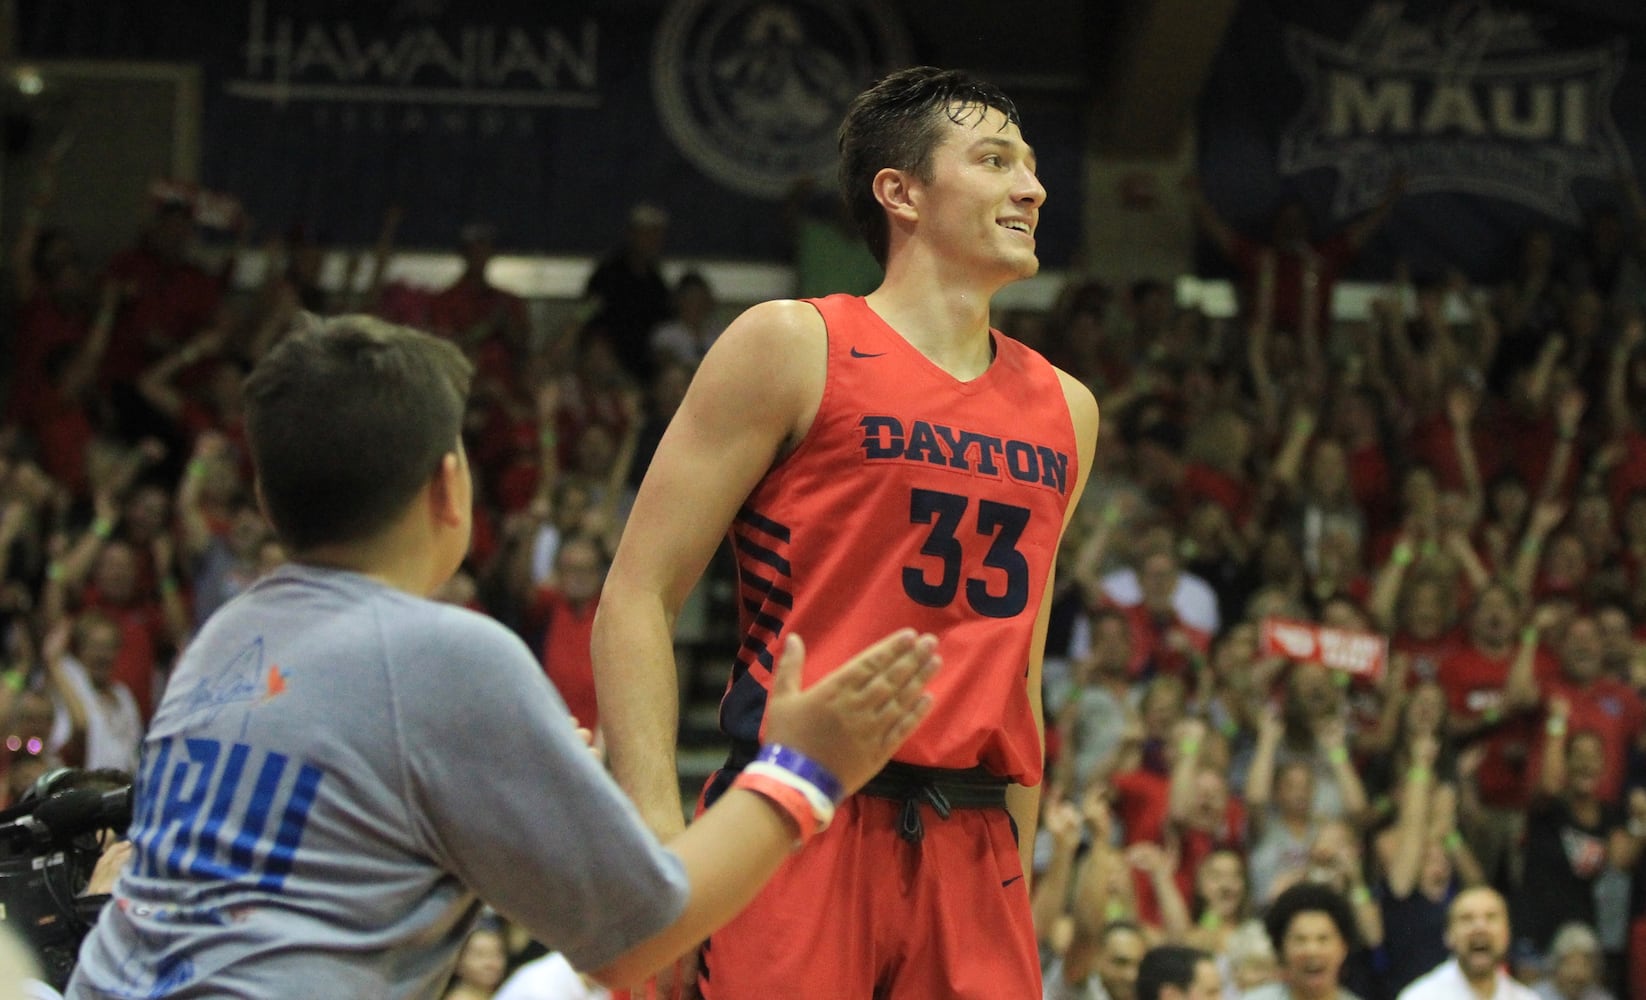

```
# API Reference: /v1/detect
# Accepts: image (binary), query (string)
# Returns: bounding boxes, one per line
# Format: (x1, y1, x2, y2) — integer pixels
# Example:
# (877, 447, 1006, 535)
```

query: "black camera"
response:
(0, 775, 132, 988)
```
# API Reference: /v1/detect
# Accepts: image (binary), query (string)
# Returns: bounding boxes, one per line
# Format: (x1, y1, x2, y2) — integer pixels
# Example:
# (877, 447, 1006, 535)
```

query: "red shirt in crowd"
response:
(79, 585, 172, 722)
(1435, 642, 1556, 808)
(1392, 628, 1467, 686)
(6, 295, 89, 424)
(1405, 412, 1504, 495)
(1180, 463, 1253, 526)
(102, 246, 221, 384)
(1530, 674, 1645, 804)
(427, 277, 528, 387)
(1133, 797, 1248, 929)
(527, 586, 600, 731)
(1345, 442, 1396, 538)
(1112, 769, 1170, 847)
(1119, 603, 1211, 682)
(1230, 233, 1357, 336)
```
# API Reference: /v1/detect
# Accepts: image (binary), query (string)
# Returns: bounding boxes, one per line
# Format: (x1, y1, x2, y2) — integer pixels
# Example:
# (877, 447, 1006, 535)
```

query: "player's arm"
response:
(1008, 371, 1099, 880)
(592, 300, 826, 837)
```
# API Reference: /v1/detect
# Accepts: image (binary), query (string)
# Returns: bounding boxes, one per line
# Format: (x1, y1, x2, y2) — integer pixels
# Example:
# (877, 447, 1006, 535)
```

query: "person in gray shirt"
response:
(68, 315, 939, 999)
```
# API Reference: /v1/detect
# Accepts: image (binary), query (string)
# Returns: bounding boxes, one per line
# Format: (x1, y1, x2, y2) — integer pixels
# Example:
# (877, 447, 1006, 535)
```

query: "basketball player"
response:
(66, 316, 939, 997)
(595, 66, 1099, 998)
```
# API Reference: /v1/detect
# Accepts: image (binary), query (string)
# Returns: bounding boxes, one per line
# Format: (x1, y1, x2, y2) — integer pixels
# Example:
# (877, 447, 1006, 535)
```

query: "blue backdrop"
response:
(1196, 0, 1646, 282)
(18, 0, 1085, 264)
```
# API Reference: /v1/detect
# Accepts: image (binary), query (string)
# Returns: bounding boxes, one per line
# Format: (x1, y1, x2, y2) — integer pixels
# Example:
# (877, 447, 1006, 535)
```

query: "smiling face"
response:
(905, 103, 1045, 286)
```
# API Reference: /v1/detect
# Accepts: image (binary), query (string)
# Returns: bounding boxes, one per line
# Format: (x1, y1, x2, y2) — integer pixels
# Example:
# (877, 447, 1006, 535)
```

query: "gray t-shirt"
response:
(69, 564, 687, 998)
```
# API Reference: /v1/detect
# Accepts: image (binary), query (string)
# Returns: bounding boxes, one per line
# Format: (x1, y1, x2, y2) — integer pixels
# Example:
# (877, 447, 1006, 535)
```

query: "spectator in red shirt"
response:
(74, 538, 187, 721)
(1153, 718, 1248, 925)
(1330, 385, 1398, 539)
(136, 325, 250, 466)
(1386, 574, 1467, 685)
(523, 533, 606, 734)
(18, 282, 122, 498)
(1118, 549, 1212, 683)
(1477, 471, 1532, 574)
(1529, 615, 1645, 806)
(1134, 421, 1251, 528)
(1185, 173, 1403, 338)
(7, 228, 97, 424)
(103, 197, 223, 388)
(1438, 589, 1551, 885)
(427, 222, 531, 390)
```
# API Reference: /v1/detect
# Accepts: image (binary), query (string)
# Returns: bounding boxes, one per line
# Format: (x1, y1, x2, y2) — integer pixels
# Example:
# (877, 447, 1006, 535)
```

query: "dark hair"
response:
(1264, 881, 1360, 957)
(836, 66, 1021, 267)
(244, 314, 472, 552)
(1136, 945, 1213, 1000)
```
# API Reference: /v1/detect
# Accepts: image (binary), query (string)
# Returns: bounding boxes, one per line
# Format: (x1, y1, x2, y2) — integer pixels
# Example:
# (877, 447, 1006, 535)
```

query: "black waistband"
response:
(723, 742, 1009, 843)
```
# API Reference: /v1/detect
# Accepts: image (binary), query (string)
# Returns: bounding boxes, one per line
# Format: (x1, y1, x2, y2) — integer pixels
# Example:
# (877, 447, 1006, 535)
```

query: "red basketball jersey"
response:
(721, 294, 1079, 783)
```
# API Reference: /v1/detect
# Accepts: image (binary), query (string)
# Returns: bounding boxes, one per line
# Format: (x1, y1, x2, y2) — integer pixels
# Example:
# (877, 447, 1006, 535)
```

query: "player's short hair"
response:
(837, 66, 1021, 268)
(245, 314, 472, 552)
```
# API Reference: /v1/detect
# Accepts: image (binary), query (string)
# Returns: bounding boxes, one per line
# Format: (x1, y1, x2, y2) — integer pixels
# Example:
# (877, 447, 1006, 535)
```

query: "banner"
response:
(1260, 617, 1389, 680)
(18, 0, 1084, 263)
(1197, 0, 1646, 281)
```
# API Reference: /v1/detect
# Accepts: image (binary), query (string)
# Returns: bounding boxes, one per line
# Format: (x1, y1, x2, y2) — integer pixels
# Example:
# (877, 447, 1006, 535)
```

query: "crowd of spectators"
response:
(4, 130, 1646, 998)
(1030, 175, 1646, 1000)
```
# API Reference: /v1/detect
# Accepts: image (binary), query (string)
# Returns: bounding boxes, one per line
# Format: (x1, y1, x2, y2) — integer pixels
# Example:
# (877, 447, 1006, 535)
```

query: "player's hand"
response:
(761, 629, 939, 795)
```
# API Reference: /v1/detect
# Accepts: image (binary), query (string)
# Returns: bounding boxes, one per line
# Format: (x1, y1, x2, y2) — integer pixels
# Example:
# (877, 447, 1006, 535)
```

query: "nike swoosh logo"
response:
(1002, 875, 1023, 888)
(850, 347, 887, 358)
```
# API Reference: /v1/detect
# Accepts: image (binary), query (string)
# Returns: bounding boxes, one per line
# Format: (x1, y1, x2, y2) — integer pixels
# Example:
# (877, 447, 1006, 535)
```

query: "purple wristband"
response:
(757, 744, 843, 805)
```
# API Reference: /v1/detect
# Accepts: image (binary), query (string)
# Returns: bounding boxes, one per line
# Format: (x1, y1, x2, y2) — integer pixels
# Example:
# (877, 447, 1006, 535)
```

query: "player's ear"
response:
(873, 167, 919, 224)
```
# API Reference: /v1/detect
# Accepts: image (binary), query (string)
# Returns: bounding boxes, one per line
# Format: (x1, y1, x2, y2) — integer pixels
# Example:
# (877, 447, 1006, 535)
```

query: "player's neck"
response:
(867, 259, 1001, 380)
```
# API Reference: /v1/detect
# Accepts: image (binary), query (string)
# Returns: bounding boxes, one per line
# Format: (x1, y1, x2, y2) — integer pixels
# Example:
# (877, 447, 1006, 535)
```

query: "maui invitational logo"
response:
(1279, 1, 1630, 224)
(651, 0, 912, 199)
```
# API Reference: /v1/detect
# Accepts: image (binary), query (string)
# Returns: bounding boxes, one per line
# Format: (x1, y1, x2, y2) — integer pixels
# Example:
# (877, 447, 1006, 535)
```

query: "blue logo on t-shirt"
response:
(130, 736, 324, 892)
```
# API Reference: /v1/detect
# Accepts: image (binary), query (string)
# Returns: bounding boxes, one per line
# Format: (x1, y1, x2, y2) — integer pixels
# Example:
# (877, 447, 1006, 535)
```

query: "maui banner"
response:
(1196, 0, 1646, 281)
(16, 0, 1084, 262)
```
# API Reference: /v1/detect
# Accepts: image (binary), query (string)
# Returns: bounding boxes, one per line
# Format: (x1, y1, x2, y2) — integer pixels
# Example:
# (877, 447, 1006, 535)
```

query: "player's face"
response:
(916, 103, 1045, 283)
